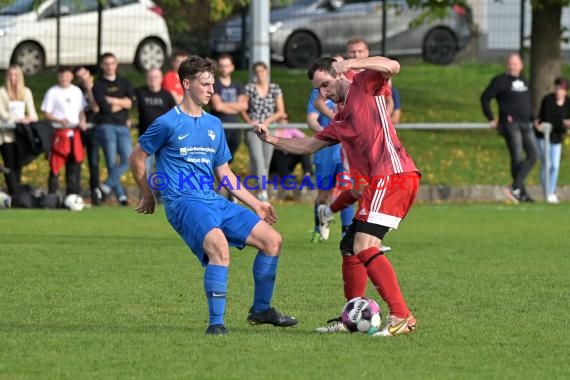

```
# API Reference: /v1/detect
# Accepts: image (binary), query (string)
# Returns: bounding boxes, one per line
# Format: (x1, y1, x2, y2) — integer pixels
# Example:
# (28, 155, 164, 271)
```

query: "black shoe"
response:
(247, 307, 298, 327)
(91, 187, 104, 206)
(520, 194, 535, 203)
(205, 324, 229, 336)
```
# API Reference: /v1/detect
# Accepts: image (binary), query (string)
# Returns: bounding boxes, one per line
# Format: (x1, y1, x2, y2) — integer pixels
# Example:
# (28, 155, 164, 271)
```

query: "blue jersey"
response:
(139, 106, 231, 205)
(306, 89, 341, 165)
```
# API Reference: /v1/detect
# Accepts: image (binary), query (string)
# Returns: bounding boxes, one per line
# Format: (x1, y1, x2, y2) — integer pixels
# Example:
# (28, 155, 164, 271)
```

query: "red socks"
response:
(330, 190, 358, 213)
(342, 255, 368, 300)
(356, 247, 409, 318)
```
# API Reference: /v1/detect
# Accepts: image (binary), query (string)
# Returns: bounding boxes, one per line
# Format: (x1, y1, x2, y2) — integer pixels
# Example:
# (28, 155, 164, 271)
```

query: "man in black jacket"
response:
(481, 53, 538, 203)
(93, 53, 134, 206)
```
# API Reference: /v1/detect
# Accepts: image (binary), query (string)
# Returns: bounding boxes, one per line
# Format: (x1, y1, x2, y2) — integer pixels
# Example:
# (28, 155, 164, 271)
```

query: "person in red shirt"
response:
(254, 55, 420, 337)
(162, 51, 189, 104)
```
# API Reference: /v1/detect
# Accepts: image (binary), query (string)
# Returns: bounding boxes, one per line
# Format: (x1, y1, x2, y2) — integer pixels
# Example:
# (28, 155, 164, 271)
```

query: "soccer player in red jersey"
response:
(254, 55, 420, 336)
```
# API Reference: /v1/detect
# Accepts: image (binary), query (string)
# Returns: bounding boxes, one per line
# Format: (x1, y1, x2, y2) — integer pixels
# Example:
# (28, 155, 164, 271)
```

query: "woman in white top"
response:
(0, 65, 39, 196)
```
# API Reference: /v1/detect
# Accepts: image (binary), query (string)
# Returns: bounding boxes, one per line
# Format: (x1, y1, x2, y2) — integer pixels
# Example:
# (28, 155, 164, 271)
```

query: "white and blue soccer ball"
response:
(64, 194, 85, 211)
(0, 191, 11, 209)
(341, 296, 382, 334)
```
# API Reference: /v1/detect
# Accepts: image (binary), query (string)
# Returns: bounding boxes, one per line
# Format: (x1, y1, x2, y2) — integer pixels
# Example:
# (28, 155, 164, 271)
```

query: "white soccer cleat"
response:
(371, 314, 416, 337)
(317, 204, 334, 241)
(315, 318, 347, 333)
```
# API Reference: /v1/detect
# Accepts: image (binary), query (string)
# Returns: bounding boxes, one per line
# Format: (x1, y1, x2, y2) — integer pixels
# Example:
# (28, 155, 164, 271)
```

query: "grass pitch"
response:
(1, 203, 569, 379)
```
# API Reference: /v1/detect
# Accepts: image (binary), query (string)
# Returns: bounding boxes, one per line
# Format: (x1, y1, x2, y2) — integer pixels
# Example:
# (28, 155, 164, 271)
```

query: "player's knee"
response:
(206, 249, 230, 266)
(262, 230, 282, 256)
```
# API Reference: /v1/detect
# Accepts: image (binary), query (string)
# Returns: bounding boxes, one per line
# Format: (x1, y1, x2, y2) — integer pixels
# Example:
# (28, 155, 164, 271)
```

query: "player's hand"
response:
(134, 194, 155, 214)
(489, 119, 498, 129)
(332, 59, 351, 75)
(253, 123, 272, 142)
(255, 202, 278, 225)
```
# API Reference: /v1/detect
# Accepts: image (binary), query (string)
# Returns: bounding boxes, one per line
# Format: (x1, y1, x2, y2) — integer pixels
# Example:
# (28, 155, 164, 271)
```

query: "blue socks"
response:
(204, 264, 228, 326)
(252, 252, 279, 313)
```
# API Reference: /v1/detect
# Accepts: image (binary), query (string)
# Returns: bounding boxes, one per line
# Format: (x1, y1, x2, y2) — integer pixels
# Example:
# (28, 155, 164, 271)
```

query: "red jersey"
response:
(162, 71, 183, 99)
(315, 69, 418, 178)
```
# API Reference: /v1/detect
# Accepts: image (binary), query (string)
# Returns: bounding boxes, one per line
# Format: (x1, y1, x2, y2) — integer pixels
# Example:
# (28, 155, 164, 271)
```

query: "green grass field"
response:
(1, 204, 569, 379)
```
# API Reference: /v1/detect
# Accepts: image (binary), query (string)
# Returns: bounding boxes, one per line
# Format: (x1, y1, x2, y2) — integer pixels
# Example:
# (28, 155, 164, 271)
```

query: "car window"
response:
(0, 0, 35, 15)
(42, 0, 99, 18)
(109, 0, 138, 7)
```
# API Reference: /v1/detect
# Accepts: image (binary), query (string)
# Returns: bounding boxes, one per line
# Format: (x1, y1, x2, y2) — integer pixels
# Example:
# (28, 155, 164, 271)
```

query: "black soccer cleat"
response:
(247, 307, 299, 327)
(205, 324, 229, 336)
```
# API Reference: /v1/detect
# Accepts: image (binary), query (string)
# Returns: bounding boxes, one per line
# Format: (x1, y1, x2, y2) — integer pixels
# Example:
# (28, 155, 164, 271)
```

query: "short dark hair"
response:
(555, 76, 569, 90)
(307, 57, 337, 80)
(72, 66, 90, 75)
(57, 65, 73, 74)
(252, 61, 268, 71)
(178, 55, 216, 82)
(172, 51, 189, 61)
(217, 54, 234, 64)
(100, 52, 116, 61)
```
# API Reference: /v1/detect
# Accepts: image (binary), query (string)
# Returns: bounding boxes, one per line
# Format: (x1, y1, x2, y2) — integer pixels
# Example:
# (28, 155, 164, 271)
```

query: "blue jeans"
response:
(537, 138, 562, 196)
(95, 124, 133, 199)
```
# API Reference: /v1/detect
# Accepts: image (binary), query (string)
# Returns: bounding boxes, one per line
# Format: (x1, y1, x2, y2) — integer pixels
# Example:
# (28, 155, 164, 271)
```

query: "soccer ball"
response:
(0, 191, 11, 209)
(64, 194, 85, 211)
(341, 297, 382, 334)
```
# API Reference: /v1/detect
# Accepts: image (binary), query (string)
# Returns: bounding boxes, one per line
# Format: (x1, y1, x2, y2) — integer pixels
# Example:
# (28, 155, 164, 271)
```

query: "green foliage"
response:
(1, 204, 570, 378)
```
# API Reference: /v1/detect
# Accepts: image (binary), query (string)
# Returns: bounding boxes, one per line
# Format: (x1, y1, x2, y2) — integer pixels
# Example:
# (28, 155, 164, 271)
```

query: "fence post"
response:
(97, 1, 103, 64)
(519, 0, 526, 59)
(542, 122, 552, 200)
(56, 0, 61, 66)
(382, 0, 387, 56)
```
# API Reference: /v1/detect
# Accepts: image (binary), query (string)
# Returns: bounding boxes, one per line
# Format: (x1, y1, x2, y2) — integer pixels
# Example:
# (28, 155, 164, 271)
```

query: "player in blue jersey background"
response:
(129, 56, 298, 336)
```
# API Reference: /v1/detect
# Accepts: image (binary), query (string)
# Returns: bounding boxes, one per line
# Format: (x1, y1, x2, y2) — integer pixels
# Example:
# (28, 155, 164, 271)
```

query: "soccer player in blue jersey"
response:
(129, 56, 298, 336)
(306, 86, 354, 241)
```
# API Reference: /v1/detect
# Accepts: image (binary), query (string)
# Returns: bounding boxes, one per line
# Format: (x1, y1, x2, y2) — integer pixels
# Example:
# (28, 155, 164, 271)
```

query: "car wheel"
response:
(135, 38, 167, 71)
(423, 28, 458, 65)
(11, 42, 44, 75)
(284, 32, 320, 69)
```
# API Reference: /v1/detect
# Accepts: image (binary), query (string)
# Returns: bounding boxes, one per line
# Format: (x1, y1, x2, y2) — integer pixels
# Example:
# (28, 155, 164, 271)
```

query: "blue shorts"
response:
(166, 196, 261, 267)
(315, 162, 345, 191)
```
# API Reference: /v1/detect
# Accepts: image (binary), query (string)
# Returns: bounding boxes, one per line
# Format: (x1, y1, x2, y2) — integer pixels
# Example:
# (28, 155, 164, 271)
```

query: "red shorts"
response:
(354, 172, 420, 228)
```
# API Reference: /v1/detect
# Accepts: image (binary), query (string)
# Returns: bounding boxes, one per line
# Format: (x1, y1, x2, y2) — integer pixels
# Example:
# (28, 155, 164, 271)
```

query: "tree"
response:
(529, 0, 569, 113)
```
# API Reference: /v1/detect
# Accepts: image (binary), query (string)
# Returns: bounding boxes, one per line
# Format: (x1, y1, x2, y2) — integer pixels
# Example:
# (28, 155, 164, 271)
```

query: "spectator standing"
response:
(162, 51, 189, 104)
(240, 61, 285, 201)
(481, 53, 538, 203)
(211, 54, 248, 161)
(41, 66, 87, 195)
(535, 77, 570, 204)
(93, 52, 135, 206)
(0, 65, 38, 197)
(135, 68, 176, 175)
(74, 66, 103, 205)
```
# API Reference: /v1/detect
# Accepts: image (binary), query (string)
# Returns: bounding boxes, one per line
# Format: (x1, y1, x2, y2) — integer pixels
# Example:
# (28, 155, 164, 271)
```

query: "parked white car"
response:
(0, 0, 172, 74)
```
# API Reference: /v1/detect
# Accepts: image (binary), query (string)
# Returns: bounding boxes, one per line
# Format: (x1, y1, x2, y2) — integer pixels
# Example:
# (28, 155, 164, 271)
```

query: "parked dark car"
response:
(210, 0, 472, 68)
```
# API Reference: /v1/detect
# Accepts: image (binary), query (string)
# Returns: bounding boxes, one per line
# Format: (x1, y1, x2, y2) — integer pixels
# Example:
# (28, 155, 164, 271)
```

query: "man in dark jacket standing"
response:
(481, 53, 538, 203)
(93, 52, 134, 206)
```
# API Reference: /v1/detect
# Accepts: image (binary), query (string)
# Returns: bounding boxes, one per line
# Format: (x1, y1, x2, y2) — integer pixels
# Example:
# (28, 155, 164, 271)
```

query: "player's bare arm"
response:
(214, 163, 278, 225)
(254, 123, 331, 155)
(129, 144, 155, 214)
(307, 112, 324, 133)
(314, 95, 335, 119)
(333, 56, 400, 79)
